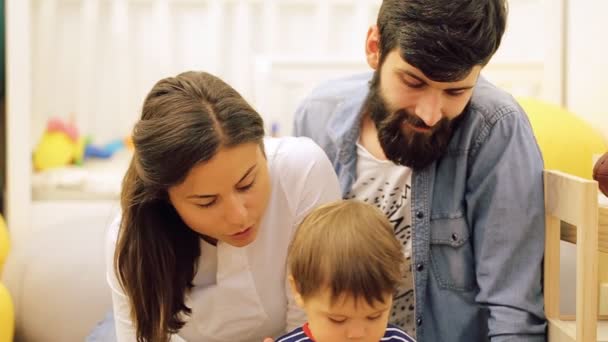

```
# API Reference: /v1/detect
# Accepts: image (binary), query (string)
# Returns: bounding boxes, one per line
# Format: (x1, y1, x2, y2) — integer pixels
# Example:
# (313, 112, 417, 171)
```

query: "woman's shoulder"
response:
(263, 136, 340, 220)
(264, 136, 329, 169)
(105, 214, 122, 251)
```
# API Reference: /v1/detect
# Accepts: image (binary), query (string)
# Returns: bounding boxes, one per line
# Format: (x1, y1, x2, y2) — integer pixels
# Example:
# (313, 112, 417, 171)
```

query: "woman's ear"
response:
(365, 25, 381, 70)
(288, 275, 305, 308)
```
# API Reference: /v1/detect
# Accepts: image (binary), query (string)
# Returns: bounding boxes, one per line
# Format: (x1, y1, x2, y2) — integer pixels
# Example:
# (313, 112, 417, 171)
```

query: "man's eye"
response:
(404, 81, 424, 89)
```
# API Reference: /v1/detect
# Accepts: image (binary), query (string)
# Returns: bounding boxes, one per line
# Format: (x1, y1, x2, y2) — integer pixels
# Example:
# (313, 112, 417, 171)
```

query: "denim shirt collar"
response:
(326, 74, 370, 167)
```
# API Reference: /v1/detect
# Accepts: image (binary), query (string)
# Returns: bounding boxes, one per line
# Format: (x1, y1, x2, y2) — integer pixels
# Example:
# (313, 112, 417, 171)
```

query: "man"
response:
(293, 1, 546, 341)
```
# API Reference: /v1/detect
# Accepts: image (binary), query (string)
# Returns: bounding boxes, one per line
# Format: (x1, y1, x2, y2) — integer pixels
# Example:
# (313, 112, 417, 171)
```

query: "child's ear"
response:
(288, 275, 305, 307)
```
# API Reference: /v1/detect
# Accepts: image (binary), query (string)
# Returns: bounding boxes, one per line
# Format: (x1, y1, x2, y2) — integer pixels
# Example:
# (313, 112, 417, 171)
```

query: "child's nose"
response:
(346, 325, 365, 338)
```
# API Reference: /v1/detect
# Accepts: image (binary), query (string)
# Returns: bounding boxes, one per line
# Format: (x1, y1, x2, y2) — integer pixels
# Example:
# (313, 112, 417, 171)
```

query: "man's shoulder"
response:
(293, 72, 370, 146)
(450, 76, 532, 152)
(468, 76, 526, 124)
(304, 72, 372, 102)
(445, 76, 541, 165)
(296, 72, 370, 121)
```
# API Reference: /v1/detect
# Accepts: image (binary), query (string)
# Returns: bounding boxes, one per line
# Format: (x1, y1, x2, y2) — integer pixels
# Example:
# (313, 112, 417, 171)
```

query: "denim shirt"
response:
(293, 73, 547, 342)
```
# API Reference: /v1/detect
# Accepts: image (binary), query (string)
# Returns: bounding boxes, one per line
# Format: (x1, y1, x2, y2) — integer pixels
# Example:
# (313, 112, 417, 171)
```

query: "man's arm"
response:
(467, 109, 547, 341)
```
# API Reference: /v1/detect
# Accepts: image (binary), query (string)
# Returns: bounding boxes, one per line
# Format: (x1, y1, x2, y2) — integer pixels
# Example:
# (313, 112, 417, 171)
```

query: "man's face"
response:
(366, 49, 481, 169)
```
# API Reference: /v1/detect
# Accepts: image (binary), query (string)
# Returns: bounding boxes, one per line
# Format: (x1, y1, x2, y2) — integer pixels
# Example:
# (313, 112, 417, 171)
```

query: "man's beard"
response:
(365, 71, 463, 170)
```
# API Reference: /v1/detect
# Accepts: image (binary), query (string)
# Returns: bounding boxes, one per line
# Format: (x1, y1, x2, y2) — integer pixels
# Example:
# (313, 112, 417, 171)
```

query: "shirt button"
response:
(416, 211, 424, 219)
(416, 263, 424, 272)
(451, 233, 459, 242)
(416, 317, 422, 326)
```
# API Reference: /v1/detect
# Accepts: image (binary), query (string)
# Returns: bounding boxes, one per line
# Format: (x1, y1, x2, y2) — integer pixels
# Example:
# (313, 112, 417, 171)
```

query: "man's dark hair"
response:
(377, 0, 508, 81)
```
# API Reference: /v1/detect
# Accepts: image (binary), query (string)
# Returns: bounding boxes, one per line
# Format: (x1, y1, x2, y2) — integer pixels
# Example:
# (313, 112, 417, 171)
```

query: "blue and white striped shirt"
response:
(276, 323, 415, 342)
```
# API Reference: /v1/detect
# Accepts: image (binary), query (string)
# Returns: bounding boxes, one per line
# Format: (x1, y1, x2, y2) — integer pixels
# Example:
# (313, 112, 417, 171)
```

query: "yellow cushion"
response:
(518, 98, 608, 179)
(0, 215, 14, 342)
(0, 284, 14, 342)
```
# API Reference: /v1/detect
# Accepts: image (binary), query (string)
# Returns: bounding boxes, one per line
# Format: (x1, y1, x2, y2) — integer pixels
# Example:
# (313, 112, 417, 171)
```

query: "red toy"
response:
(593, 152, 608, 196)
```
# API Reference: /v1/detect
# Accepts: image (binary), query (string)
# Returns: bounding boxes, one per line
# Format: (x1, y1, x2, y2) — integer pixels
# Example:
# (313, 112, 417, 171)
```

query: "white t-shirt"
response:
(345, 142, 416, 336)
(106, 136, 341, 342)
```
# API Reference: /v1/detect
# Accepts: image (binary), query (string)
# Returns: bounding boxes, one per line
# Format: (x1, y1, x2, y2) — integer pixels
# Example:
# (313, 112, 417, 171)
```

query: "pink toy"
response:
(46, 117, 79, 141)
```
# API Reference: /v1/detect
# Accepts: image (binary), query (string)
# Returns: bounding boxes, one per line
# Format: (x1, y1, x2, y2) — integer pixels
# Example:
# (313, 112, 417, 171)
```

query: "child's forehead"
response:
(310, 288, 392, 314)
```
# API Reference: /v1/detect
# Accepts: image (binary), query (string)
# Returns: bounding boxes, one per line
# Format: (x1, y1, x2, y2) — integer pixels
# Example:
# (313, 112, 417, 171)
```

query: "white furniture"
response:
(2, 200, 119, 341)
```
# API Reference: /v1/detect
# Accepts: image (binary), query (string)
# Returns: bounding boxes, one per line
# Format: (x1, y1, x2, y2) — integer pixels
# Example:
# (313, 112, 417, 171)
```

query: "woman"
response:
(106, 71, 340, 342)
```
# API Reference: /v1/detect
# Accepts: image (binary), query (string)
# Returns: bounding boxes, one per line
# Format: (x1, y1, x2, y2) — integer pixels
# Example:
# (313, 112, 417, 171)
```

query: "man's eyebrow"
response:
(401, 69, 475, 91)
(445, 85, 475, 92)
(400, 70, 426, 84)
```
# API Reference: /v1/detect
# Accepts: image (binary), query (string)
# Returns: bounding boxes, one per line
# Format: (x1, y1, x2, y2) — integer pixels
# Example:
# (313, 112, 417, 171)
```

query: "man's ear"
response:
(288, 275, 305, 307)
(365, 25, 381, 70)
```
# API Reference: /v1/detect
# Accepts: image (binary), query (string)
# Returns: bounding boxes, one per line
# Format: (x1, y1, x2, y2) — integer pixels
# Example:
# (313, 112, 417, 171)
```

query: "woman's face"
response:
(168, 142, 271, 247)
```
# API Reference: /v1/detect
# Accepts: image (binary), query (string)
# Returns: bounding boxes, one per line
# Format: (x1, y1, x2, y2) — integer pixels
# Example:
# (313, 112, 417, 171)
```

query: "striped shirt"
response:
(276, 323, 415, 342)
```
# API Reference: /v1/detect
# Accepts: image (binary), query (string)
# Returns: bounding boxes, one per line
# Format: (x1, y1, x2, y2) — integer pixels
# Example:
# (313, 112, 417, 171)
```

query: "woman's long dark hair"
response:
(115, 71, 265, 342)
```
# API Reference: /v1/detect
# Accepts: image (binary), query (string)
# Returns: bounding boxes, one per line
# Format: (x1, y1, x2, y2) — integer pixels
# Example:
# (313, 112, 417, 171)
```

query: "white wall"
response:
(566, 0, 608, 140)
(26, 0, 561, 147)
(28, 0, 383, 147)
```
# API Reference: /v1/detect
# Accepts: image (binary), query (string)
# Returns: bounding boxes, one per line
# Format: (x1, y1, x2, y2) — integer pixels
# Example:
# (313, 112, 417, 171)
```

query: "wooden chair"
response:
(544, 170, 608, 341)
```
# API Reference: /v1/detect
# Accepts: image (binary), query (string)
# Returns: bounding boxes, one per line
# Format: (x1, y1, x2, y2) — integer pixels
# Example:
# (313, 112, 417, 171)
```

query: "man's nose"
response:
(415, 91, 443, 127)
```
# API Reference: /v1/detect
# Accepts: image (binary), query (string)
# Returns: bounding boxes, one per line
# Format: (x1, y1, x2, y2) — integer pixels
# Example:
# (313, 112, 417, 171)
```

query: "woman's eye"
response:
(197, 200, 216, 208)
(237, 180, 255, 192)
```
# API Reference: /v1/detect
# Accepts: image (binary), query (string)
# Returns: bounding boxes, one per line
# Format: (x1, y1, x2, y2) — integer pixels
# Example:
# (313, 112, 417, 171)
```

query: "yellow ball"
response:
(0, 215, 13, 342)
(518, 98, 607, 179)
(33, 132, 75, 171)
(0, 284, 14, 342)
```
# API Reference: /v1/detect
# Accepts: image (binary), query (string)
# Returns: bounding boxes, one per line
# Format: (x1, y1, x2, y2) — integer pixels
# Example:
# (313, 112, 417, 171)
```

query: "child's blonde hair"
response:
(288, 199, 405, 306)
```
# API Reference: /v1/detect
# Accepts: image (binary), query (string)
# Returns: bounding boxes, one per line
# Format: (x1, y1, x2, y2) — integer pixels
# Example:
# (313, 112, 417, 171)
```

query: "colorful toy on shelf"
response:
(84, 139, 125, 159)
(33, 117, 131, 171)
(124, 136, 134, 151)
(33, 117, 86, 171)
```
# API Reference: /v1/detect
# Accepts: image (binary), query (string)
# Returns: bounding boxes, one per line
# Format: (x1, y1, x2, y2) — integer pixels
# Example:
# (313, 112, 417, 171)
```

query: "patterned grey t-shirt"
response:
(345, 142, 416, 337)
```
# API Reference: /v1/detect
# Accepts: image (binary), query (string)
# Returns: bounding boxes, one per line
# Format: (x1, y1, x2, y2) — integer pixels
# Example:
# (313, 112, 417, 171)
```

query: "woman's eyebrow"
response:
(186, 163, 257, 199)
(236, 164, 257, 184)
